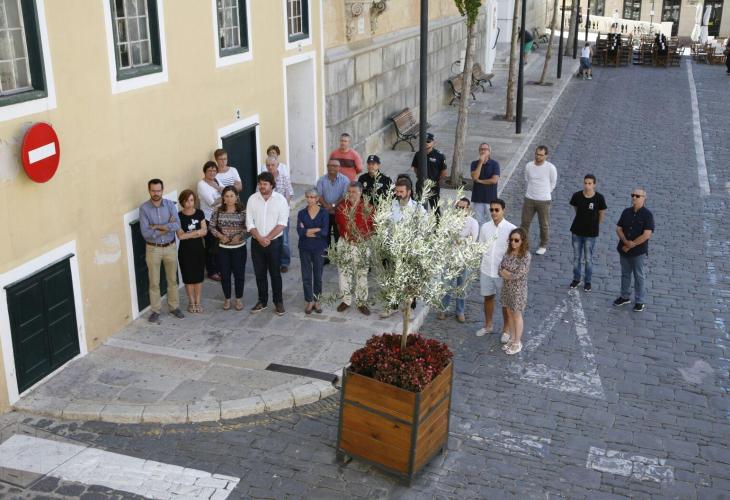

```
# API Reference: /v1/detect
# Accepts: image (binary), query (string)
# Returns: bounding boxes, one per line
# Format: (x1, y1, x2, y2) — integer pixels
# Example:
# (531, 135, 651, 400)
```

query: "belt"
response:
(146, 241, 174, 247)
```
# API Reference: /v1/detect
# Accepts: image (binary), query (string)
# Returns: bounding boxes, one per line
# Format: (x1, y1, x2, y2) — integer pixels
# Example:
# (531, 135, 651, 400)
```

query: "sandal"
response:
(506, 342, 522, 355)
(187, 304, 195, 314)
(502, 342, 512, 351)
(196, 304, 204, 313)
(235, 300, 244, 311)
(305, 303, 313, 315)
(223, 299, 231, 311)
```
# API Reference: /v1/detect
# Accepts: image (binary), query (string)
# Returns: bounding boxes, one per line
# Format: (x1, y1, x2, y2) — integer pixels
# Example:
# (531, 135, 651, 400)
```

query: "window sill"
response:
(215, 49, 253, 68)
(111, 65, 168, 94)
(285, 34, 312, 51)
(0, 89, 55, 123)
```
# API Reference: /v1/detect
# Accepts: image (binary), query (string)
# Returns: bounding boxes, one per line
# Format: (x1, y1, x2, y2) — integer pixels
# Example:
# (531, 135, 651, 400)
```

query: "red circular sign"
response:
(21, 122, 61, 183)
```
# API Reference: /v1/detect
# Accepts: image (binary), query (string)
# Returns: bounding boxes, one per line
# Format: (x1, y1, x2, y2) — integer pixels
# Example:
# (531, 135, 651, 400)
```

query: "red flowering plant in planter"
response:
(349, 333, 453, 392)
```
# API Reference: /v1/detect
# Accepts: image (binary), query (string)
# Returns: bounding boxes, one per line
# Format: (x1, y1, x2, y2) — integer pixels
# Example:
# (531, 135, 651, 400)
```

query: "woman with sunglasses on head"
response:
(209, 186, 248, 311)
(499, 227, 531, 355)
(297, 188, 329, 314)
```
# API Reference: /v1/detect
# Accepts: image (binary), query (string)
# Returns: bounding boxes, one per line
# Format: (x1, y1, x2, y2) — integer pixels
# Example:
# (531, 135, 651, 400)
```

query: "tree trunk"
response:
(401, 300, 411, 350)
(449, 21, 477, 188)
(539, 0, 560, 83)
(505, 0, 520, 120)
(565, 5, 576, 55)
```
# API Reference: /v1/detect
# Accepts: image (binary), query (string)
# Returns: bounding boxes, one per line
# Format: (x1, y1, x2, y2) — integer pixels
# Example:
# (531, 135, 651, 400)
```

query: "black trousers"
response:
(251, 237, 283, 305)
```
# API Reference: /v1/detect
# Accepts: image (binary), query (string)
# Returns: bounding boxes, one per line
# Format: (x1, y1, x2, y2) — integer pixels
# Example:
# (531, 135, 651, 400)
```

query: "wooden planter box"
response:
(336, 362, 453, 484)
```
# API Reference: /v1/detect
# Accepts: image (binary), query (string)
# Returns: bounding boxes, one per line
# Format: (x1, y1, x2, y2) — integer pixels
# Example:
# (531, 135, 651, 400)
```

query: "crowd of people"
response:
(139, 136, 654, 358)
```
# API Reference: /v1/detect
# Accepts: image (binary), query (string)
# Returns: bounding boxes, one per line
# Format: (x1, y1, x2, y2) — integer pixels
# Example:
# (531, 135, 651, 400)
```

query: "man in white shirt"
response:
(197, 161, 223, 281)
(521, 145, 557, 255)
(477, 198, 516, 339)
(438, 198, 480, 323)
(265, 155, 294, 273)
(246, 172, 289, 316)
(214, 148, 243, 192)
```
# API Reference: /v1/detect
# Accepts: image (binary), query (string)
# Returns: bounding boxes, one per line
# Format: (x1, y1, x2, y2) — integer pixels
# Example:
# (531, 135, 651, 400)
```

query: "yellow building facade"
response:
(0, 0, 326, 412)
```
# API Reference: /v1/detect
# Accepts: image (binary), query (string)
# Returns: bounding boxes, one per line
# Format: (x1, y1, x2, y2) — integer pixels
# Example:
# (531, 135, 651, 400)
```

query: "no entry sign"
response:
(21, 122, 61, 183)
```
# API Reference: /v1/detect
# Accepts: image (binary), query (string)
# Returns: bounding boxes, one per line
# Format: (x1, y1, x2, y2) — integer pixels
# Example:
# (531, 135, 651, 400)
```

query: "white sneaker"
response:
(500, 332, 511, 344)
(476, 327, 490, 337)
(536, 247, 547, 255)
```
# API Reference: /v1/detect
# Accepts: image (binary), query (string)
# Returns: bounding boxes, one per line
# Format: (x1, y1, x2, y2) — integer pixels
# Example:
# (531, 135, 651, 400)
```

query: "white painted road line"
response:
(586, 446, 674, 484)
(467, 429, 551, 458)
(28, 142, 57, 164)
(0, 435, 240, 499)
(513, 290, 606, 400)
(686, 60, 711, 197)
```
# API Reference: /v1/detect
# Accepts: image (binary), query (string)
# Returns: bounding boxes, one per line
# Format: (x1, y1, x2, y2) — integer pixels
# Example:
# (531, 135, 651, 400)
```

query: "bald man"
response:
(613, 189, 654, 312)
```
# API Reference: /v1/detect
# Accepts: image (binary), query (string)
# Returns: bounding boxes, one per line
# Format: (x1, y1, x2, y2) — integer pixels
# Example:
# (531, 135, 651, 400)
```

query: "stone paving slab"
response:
(12, 46, 579, 425)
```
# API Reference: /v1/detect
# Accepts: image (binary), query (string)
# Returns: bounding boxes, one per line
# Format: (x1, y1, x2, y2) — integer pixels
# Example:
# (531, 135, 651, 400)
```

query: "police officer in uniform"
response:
(358, 155, 393, 202)
(411, 133, 447, 211)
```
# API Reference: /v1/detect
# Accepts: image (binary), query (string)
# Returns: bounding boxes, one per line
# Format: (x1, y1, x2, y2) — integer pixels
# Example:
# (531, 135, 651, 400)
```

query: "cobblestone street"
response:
(1, 60, 729, 499)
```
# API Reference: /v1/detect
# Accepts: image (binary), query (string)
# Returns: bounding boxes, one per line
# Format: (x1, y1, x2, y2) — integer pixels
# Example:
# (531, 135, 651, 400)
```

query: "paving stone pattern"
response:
(3, 61, 730, 499)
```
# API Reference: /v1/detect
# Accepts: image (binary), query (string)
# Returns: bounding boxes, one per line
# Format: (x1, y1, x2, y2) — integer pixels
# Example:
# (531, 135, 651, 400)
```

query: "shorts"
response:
(580, 57, 592, 70)
(524, 41, 534, 53)
(481, 274, 503, 296)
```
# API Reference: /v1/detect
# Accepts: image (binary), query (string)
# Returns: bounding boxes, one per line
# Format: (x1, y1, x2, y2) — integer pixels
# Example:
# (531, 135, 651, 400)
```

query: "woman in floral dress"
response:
(499, 228, 531, 355)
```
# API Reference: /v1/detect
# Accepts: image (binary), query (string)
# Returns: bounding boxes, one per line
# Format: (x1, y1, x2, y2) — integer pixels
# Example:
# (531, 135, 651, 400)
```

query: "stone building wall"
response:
(324, 14, 488, 156)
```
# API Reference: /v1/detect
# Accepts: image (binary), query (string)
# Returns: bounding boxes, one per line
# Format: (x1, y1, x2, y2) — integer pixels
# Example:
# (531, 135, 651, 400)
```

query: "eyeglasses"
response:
(510, 238, 522, 243)
(535, 153, 546, 157)
(489, 208, 501, 212)
(631, 194, 644, 198)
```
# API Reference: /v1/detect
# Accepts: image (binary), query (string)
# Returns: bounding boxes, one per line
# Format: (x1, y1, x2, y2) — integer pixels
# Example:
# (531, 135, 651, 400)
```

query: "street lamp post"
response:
(516, 0, 526, 134)
(557, 0, 567, 78)
(418, 0, 428, 180)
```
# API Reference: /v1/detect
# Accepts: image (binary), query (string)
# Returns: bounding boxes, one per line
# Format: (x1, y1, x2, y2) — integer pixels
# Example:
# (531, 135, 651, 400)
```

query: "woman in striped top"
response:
(209, 186, 247, 310)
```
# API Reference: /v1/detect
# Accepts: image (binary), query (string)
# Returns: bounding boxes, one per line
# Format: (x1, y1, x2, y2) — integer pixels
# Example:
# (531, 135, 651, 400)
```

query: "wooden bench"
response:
(471, 63, 494, 92)
(447, 74, 476, 106)
(389, 108, 430, 151)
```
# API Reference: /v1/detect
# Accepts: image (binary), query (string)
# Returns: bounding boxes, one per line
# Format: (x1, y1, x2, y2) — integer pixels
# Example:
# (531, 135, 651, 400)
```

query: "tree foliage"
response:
(454, 0, 483, 26)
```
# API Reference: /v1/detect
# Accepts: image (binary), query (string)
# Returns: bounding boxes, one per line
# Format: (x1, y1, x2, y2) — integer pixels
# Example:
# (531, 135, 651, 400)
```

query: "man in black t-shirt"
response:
(569, 174, 607, 292)
(358, 154, 392, 202)
(411, 133, 447, 211)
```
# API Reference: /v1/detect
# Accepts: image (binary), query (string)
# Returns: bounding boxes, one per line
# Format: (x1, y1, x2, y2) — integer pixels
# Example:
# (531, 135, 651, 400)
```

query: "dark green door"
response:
(7, 258, 80, 393)
(222, 126, 258, 206)
(130, 220, 168, 312)
(704, 0, 723, 36)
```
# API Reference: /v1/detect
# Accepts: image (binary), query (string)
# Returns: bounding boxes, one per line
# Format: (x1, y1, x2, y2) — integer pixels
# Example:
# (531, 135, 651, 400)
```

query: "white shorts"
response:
(481, 274, 502, 296)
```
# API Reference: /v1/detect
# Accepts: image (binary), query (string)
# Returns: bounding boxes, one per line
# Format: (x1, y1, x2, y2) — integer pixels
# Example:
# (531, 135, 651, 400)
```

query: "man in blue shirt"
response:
(613, 189, 654, 312)
(139, 178, 183, 323)
(316, 160, 349, 264)
(470, 143, 500, 226)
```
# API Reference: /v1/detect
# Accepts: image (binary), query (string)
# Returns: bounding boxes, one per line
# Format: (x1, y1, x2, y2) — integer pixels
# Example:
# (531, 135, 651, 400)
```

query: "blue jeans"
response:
(572, 234, 596, 282)
(442, 270, 467, 315)
(300, 248, 325, 302)
(217, 245, 246, 299)
(620, 253, 647, 304)
(472, 202, 490, 227)
(281, 219, 291, 267)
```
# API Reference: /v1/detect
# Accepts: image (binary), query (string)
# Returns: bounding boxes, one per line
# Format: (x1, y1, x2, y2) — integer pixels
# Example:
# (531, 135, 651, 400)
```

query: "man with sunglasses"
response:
(411, 133, 447, 211)
(470, 143, 500, 226)
(476, 198, 516, 338)
(614, 189, 654, 312)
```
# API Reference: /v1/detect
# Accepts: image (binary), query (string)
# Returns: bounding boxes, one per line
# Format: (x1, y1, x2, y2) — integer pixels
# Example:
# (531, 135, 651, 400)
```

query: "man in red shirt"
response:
(328, 133, 363, 182)
(335, 182, 374, 315)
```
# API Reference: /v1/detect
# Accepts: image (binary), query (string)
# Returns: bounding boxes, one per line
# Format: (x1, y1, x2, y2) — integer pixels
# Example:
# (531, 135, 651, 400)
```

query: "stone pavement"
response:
(2, 55, 730, 499)
(12, 44, 577, 426)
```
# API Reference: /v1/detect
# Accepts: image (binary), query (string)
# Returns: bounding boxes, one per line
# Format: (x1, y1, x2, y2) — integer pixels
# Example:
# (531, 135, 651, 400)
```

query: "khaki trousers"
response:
(521, 197, 551, 248)
(146, 244, 180, 313)
(338, 240, 369, 306)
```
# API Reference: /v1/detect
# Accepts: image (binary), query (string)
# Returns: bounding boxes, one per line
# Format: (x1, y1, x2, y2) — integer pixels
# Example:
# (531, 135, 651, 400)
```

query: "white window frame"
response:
(211, 0, 253, 68)
(0, 0, 56, 123)
(102, 0, 168, 94)
(0, 241, 88, 404)
(123, 191, 181, 319)
(283, 0, 312, 51)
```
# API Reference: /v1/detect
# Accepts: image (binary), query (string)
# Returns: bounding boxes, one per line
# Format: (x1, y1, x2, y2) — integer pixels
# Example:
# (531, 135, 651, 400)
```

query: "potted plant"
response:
(329, 181, 486, 483)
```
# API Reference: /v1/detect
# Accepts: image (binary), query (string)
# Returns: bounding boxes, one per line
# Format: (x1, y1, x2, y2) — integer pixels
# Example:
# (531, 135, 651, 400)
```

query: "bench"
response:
(471, 63, 494, 92)
(389, 108, 430, 151)
(447, 74, 476, 106)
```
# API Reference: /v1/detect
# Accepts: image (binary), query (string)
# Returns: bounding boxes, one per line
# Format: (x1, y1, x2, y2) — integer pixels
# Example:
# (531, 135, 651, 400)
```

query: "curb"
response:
(13, 305, 431, 424)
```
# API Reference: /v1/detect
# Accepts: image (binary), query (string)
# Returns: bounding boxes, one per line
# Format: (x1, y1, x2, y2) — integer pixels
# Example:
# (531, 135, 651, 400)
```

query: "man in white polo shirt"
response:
(246, 172, 289, 315)
(521, 145, 557, 255)
(477, 198, 516, 340)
